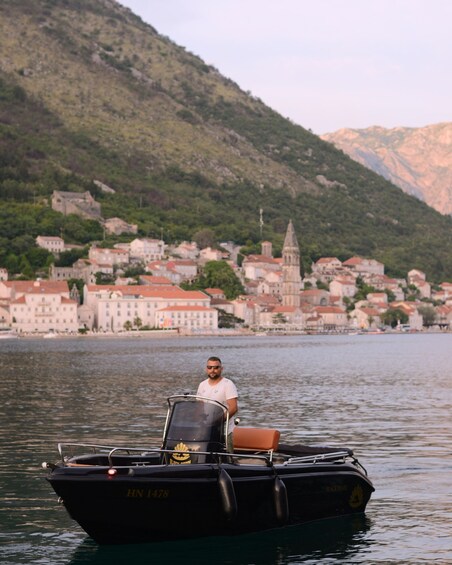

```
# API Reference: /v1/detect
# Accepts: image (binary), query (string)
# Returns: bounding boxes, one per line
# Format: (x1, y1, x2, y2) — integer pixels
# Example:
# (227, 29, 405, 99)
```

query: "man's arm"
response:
(226, 397, 238, 417)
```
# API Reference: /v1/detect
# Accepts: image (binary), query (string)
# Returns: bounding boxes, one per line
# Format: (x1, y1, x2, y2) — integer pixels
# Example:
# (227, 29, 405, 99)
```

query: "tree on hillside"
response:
(182, 260, 244, 300)
(54, 247, 87, 267)
(354, 276, 377, 301)
(202, 261, 244, 299)
(193, 228, 216, 250)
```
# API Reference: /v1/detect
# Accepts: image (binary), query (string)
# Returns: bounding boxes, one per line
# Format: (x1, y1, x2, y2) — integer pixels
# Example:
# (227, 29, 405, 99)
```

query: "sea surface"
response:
(0, 333, 451, 564)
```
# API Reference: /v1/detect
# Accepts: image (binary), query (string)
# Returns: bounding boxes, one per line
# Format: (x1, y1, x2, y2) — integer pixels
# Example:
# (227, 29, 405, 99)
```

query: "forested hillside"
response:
(1, 0, 452, 281)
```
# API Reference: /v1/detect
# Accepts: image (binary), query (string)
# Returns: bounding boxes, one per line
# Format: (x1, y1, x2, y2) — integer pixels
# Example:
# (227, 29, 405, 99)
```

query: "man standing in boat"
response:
(197, 356, 238, 450)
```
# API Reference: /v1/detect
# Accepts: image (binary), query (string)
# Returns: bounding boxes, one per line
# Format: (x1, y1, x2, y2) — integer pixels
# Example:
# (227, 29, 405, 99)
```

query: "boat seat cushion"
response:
(233, 427, 280, 452)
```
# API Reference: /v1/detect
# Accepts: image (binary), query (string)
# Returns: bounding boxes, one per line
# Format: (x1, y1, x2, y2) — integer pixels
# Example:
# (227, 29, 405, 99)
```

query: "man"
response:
(197, 356, 238, 449)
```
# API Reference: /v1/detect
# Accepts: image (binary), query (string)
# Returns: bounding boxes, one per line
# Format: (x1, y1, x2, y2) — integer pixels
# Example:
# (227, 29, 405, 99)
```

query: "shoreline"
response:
(7, 328, 452, 339)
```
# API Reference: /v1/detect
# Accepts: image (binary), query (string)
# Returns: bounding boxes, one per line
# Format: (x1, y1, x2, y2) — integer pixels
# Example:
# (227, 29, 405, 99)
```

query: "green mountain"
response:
(1, 0, 452, 281)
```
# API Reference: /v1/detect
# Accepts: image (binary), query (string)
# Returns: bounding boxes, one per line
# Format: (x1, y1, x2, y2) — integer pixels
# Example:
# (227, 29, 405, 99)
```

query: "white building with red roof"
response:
(84, 285, 213, 332)
(242, 254, 282, 280)
(432, 282, 452, 304)
(389, 302, 423, 330)
(350, 307, 382, 330)
(329, 277, 357, 299)
(364, 274, 405, 300)
(299, 288, 330, 306)
(199, 247, 225, 264)
(258, 305, 303, 327)
(366, 292, 388, 306)
(231, 298, 258, 326)
(139, 275, 173, 287)
(435, 305, 452, 329)
(147, 260, 198, 284)
(257, 271, 283, 297)
(313, 306, 348, 330)
(310, 257, 347, 284)
(407, 272, 431, 299)
(36, 236, 65, 254)
(130, 238, 165, 262)
(204, 288, 226, 299)
(171, 241, 199, 260)
(89, 246, 129, 266)
(2, 280, 78, 333)
(156, 305, 218, 331)
(342, 257, 384, 276)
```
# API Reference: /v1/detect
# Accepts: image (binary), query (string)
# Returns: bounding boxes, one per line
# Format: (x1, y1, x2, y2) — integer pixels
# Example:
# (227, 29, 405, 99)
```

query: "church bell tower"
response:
(282, 220, 302, 307)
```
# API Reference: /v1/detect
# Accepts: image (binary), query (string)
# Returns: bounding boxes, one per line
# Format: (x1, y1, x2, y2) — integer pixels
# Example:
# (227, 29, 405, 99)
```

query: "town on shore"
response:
(1, 220, 452, 338)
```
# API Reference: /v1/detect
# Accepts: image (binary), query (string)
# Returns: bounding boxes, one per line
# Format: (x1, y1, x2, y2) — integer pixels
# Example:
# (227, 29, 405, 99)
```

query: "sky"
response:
(118, 0, 452, 134)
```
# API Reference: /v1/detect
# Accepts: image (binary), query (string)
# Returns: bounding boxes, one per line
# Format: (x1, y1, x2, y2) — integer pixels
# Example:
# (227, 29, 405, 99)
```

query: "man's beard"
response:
(208, 373, 221, 380)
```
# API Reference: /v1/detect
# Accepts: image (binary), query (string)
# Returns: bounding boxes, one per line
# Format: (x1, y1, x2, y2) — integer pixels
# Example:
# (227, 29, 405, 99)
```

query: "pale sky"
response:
(119, 0, 452, 134)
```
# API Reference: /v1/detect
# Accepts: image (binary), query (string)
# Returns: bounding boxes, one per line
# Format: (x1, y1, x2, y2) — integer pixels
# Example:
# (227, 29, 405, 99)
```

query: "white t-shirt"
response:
(197, 377, 238, 433)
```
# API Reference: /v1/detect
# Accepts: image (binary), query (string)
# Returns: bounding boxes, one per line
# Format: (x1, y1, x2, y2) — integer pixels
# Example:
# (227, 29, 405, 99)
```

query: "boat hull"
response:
(48, 461, 374, 544)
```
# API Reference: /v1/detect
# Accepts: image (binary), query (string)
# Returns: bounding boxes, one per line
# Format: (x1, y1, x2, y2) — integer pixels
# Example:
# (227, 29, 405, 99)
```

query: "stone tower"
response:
(282, 220, 302, 307)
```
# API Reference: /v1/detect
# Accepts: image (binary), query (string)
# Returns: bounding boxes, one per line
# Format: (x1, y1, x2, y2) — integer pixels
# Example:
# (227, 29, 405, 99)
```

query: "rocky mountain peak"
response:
(322, 122, 452, 215)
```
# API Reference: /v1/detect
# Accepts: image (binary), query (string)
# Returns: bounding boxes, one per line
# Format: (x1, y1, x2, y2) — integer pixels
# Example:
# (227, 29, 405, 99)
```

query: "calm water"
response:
(0, 333, 451, 564)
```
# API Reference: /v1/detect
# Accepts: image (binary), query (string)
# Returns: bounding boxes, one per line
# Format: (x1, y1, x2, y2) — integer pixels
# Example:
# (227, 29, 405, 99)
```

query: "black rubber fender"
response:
(218, 468, 237, 520)
(273, 475, 289, 523)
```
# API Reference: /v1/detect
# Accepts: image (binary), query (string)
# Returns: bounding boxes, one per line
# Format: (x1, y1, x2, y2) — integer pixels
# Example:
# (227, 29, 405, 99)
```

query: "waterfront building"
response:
(390, 302, 423, 330)
(312, 306, 348, 331)
(156, 305, 218, 331)
(350, 307, 382, 330)
(4, 280, 78, 333)
(83, 285, 213, 332)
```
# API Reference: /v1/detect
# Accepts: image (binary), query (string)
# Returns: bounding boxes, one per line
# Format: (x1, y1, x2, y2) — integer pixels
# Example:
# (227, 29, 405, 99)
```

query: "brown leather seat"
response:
(233, 427, 280, 452)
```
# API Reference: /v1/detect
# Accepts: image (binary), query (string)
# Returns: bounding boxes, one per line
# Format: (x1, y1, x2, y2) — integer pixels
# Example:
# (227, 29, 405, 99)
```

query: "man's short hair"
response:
(207, 356, 222, 365)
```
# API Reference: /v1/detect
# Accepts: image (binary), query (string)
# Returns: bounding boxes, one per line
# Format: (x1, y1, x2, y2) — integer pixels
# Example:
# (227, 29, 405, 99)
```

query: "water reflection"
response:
(67, 515, 371, 565)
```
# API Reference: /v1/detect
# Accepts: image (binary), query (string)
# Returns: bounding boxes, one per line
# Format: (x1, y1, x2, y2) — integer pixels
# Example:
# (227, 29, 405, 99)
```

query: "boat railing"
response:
(56, 442, 274, 467)
(57, 443, 155, 463)
(284, 450, 352, 466)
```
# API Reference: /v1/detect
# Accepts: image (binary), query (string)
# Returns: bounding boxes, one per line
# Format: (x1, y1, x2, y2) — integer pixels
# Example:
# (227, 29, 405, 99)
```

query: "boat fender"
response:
(218, 468, 237, 521)
(273, 476, 289, 523)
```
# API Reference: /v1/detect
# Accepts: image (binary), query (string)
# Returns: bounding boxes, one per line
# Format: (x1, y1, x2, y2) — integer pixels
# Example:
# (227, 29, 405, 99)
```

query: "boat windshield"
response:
(164, 396, 227, 447)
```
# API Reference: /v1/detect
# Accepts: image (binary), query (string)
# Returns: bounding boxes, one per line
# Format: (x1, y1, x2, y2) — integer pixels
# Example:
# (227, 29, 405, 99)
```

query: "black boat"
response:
(43, 395, 374, 544)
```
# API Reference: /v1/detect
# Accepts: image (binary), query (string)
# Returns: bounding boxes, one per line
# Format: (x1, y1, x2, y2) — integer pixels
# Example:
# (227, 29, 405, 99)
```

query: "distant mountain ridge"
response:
(322, 123, 452, 215)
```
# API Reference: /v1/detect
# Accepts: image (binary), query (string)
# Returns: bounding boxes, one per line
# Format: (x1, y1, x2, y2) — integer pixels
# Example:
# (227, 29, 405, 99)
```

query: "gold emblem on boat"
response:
(170, 442, 192, 465)
(349, 484, 364, 508)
